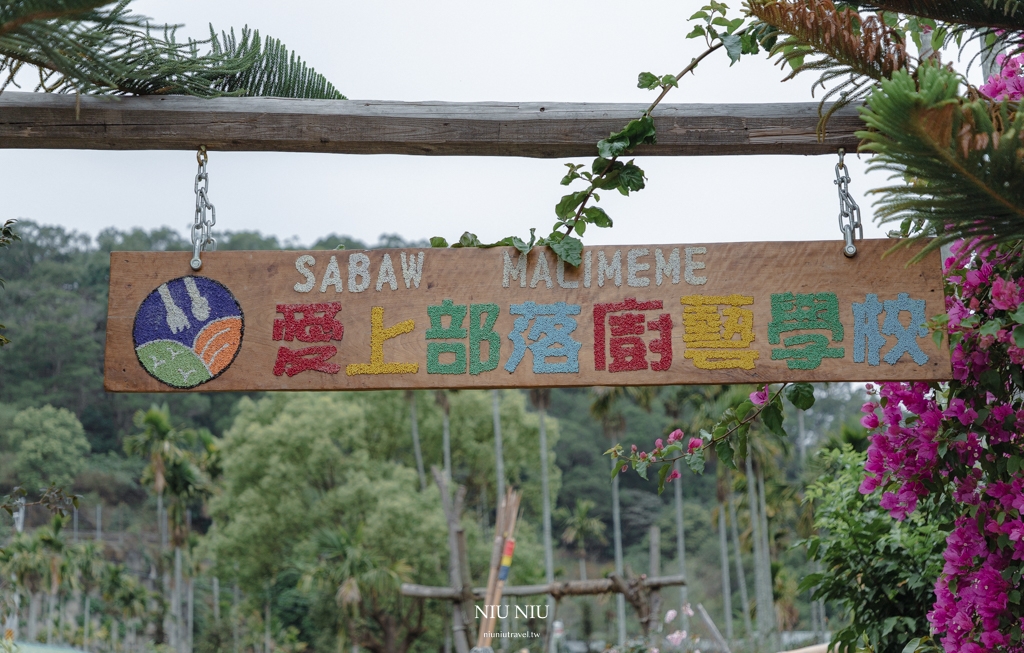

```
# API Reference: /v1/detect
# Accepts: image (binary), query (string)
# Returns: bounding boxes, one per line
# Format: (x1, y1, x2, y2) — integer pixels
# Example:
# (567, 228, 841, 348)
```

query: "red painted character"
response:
(593, 298, 673, 372)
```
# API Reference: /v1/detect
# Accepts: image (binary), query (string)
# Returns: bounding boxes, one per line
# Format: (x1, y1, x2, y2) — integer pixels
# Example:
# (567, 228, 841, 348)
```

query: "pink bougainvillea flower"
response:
(687, 437, 702, 454)
(665, 631, 686, 647)
(666, 469, 681, 483)
(749, 388, 769, 405)
(668, 428, 684, 442)
(664, 609, 678, 623)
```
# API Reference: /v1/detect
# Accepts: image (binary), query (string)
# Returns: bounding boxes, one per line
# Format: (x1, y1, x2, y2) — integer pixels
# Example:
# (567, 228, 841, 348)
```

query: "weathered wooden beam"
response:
(0, 91, 860, 157)
(400, 573, 687, 600)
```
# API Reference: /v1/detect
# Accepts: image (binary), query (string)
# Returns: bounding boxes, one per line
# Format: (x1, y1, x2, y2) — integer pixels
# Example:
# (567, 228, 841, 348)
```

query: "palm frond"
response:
(0, 0, 344, 98)
(206, 27, 345, 99)
(851, 0, 1024, 31)
(750, 0, 911, 136)
(857, 61, 1024, 260)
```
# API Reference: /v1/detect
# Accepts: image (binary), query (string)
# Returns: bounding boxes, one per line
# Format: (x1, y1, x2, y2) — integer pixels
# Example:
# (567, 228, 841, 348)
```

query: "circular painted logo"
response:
(133, 276, 244, 388)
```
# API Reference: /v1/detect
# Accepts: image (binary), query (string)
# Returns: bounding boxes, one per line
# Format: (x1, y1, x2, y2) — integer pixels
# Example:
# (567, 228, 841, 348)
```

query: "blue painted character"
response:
(505, 301, 582, 374)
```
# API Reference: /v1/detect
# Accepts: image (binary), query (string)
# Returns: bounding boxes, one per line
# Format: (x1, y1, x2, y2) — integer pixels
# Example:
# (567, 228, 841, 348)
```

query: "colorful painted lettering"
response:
(680, 294, 758, 370)
(593, 298, 673, 372)
(346, 306, 418, 375)
(505, 302, 582, 374)
(768, 292, 845, 370)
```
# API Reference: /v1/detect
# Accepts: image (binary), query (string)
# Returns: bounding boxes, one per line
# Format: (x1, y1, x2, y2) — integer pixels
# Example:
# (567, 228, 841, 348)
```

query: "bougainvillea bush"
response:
(859, 240, 1024, 653)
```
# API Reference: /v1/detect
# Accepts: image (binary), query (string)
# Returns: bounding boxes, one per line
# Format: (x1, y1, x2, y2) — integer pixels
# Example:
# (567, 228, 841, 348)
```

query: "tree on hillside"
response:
(5, 405, 91, 491)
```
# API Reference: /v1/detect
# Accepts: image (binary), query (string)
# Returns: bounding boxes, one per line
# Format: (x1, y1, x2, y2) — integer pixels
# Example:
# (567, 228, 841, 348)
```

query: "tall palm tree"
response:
(529, 387, 556, 627)
(72, 541, 106, 651)
(0, 532, 46, 641)
(124, 405, 203, 653)
(124, 405, 190, 550)
(590, 385, 654, 645)
(406, 391, 426, 491)
(554, 499, 607, 581)
(434, 391, 453, 487)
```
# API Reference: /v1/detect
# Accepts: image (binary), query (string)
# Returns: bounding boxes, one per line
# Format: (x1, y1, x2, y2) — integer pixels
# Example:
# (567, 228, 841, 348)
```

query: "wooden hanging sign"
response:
(104, 240, 950, 392)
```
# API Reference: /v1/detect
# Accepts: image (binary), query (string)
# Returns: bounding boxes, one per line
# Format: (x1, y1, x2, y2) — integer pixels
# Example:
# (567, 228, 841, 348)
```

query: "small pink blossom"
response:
(749, 388, 769, 405)
(665, 631, 686, 647)
(666, 469, 681, 483)
(664, 609, 678, 623)
(687, 438, 702, 454)
(668, 429, 684, 442)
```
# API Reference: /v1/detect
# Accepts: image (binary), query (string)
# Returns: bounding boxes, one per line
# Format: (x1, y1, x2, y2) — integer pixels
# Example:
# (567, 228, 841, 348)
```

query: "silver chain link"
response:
(835, 148, 862, 258)
(190, 145, 217, 270)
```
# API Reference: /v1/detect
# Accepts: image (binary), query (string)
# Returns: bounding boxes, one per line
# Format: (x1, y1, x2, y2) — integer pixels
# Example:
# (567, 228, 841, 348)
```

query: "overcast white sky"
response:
(0, 1, 987, 248)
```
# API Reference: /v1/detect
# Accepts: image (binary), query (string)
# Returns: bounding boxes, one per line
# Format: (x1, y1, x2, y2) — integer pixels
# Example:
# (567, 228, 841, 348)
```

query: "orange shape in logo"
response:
(193, 317, 243, 376)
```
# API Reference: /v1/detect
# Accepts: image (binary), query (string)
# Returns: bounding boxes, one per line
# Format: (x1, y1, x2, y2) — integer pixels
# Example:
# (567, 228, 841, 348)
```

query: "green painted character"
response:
(768, 292, 845, 370)
(426, 299, 468, 374)
(426, 299, 500, 375)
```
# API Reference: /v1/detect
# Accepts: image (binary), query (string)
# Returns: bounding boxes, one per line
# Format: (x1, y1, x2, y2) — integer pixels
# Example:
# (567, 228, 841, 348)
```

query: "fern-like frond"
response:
(857, 61, 1024, 260)
(750, 0, 911, 136)
(851, 0, 1024, 31)
(0, 0, 344, 99)
(206, 27, 345, 99)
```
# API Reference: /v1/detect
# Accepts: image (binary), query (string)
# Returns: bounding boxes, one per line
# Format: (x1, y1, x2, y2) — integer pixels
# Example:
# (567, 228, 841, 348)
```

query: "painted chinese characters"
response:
(346, 306, 418, 375)
(593, 298, 673, 372)
(853, 293, 930, 366)
(133, 276, 244, 389)
(272, 303, 343, 377)
(680, 295, 758, 370)
(425, 300, 501, 375)
(768, 292, 845, 370)
(505, 302, 582, 374)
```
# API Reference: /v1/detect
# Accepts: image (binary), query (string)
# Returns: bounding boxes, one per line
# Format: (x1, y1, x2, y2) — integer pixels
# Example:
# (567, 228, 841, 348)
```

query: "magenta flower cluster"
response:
(858, 240, 1024, 652)
(980, 53, 1024, 102)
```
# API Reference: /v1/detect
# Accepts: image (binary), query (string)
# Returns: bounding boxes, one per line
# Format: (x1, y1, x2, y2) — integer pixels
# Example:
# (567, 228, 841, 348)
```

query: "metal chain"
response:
(191, 145, 217, 270)
(835, 148, 862, 258)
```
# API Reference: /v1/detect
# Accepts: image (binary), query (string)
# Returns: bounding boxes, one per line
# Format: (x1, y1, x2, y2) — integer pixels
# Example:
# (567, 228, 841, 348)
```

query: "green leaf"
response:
(735, 400, 754, 421)
(932, 329, 945, 349)
(583, 206, 613, 228)
(686, 24, 706, 39)
(786, 382, 816, 410)
(637, 72, 660, 90)
(1014, 325, 1024, 348)
(550, 236, 584, 267)
(660, 74, 679, 88)
(1009, 305, 1024, 324)
(574, 220, 586, 236)
(720, 33, 743, 65)
(617, 162, 646, 194)
(597, 116, 656, 159)
(685, 448, 706, 474)
(450, 231, 483, 248)
(761, 404, 787, 437)
(429, 236, 449, 248)
(555, 191, 590, 220)
(716, 439, 735, 469)
(560, 163, 585, 186)
(636, 458, 649, 480)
